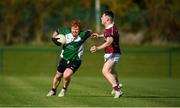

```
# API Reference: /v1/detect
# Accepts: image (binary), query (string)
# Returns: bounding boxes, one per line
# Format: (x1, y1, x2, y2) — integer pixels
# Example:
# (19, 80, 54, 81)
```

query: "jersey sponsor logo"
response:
(66, 45, 75, 49)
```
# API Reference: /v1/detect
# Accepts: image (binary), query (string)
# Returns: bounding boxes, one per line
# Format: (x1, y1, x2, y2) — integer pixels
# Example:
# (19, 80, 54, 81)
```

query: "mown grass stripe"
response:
(0, 76, 180, 107)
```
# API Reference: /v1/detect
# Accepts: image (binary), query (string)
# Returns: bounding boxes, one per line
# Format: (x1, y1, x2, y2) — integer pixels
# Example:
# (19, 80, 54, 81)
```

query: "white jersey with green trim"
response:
(56, 28, 89, 61)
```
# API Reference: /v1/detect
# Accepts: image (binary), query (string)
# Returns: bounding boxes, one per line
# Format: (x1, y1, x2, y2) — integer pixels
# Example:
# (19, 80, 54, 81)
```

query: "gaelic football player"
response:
(90, 10, 123, 98)
(47, 20, 91, 97)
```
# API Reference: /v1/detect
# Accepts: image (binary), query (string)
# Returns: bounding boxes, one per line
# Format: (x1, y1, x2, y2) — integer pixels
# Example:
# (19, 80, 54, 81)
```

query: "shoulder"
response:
(105, 25, 119, 36)
(112, 25, 119, 32)
(79, 31, 85, 35)
(79, 30, 91, 37)
(56, 28, 71, 35)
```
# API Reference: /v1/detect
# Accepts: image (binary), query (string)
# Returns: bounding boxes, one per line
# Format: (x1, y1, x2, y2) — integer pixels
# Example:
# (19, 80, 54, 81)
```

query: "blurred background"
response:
(0, 0, 180, 77)
(0, 0, 179, 46)
(0, 0, 180, 106)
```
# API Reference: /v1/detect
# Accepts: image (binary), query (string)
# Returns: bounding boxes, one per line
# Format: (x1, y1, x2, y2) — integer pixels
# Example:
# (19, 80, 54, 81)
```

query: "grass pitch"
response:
(0, 47, 180, 107)
(0, 76, 180, 107)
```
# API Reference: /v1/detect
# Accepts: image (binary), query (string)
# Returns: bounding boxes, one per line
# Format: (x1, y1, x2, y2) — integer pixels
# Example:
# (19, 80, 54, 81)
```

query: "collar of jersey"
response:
(105, 22, 114, 29)
(65, 33, 80, 44)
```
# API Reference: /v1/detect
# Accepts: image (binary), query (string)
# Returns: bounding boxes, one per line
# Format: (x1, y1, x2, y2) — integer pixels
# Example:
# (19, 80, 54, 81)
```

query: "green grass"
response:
(1, 47, 180, 78)
(0, 76, 180, 107)
(0, 47, 180, 106)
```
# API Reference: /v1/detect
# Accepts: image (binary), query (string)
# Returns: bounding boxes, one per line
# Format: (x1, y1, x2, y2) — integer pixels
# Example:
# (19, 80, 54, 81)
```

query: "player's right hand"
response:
(90, 46, 97, 53)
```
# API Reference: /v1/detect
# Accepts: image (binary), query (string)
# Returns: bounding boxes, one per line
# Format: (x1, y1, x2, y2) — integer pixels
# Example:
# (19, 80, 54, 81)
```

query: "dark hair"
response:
(103, 10, 114, 20)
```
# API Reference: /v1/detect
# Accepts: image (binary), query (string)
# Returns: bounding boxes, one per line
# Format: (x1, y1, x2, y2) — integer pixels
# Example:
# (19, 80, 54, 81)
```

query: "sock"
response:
(113, 84, 120, 91)
(52, 88, 56, 92)
(63, 87, 67, 90)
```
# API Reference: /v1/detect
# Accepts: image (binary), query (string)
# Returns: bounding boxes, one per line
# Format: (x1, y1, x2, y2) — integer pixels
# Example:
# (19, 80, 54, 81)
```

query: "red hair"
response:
(71, 20, 81, 27)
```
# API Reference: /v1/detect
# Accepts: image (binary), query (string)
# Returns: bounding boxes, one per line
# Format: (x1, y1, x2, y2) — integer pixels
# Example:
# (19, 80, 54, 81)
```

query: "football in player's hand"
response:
(56, 34, 66, 45)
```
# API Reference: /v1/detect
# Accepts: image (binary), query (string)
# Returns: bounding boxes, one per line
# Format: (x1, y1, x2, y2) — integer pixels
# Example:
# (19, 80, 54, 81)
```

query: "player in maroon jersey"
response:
(90, 10, 123, 98)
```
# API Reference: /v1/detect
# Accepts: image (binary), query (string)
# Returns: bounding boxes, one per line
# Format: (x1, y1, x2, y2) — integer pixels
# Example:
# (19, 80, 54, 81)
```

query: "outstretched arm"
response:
(90, 37, 113, 53)
(86, 29, 93, 37)
(91, 33, 104, 38)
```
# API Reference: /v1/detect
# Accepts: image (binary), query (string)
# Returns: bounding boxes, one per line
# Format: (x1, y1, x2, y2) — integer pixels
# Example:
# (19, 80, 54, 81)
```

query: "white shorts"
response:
(104, 53, 120, 63)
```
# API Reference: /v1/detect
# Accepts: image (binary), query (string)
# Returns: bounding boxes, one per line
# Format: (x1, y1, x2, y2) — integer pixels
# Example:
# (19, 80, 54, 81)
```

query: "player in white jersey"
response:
(47, 20, 91, 97)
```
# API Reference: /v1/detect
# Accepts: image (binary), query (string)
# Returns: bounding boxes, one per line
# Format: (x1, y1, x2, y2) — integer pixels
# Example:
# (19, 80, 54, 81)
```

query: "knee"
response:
(63, 75, 70, 81)
(102, 69, 107, 75)
(63, 69, 73, 80)
(55, 73, 62, 80)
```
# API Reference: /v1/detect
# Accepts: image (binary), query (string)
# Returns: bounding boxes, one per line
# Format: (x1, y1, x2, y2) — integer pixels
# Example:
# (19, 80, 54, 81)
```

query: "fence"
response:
(0, 47, 179, 78)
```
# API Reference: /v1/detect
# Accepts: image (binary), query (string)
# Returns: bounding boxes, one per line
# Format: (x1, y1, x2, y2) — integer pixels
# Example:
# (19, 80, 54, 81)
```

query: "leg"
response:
(111, 63, 123, 95)
(52, 71, 63, 89)
(102, 59, 123, 98)
(63, 68, 73, 89)
(112, 65, 123, 88)
(47, 71, 63, 96)
(102, 59, 117, 88)
(58, 68, 74, 97)
(111, 64, 120, 85)
(58, 60, 81, 97)
(62, 60, 81, 89)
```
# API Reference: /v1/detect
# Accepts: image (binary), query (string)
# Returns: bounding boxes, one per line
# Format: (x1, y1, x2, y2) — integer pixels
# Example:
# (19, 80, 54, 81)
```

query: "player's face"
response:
(101, 14, 108, 25)
(71, 26, 80, 37)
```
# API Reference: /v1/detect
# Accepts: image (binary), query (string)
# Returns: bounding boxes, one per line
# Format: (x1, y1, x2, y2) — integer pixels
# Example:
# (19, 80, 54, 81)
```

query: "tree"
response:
(30, 0, 61, 44)
(144, 0, 180, 42)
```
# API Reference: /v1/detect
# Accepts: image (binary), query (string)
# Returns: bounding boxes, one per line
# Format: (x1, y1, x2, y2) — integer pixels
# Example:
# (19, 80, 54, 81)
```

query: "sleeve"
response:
(80, 30, 92, 40)
(51, 38, 62, 46)
(85, 30, 92, 37)
(104, 30, 113, 39)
